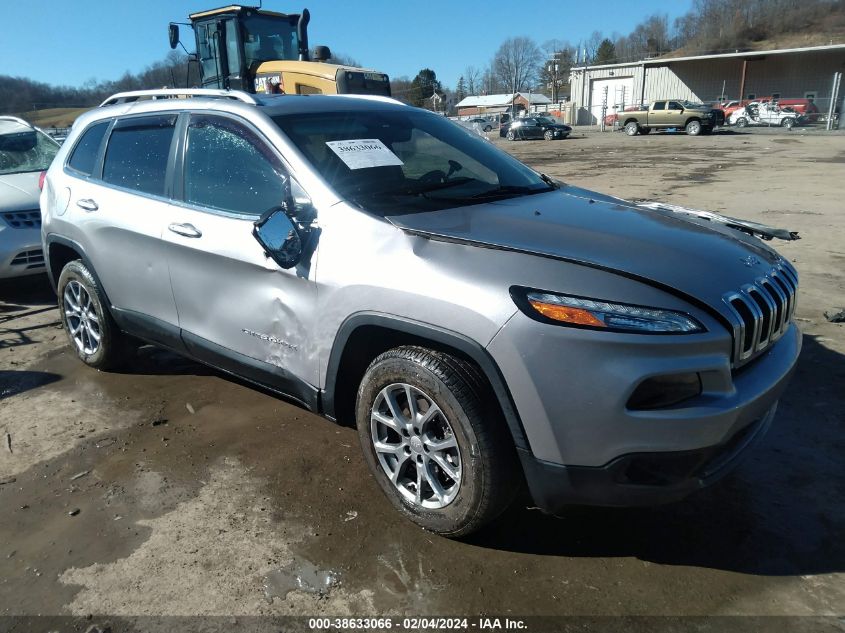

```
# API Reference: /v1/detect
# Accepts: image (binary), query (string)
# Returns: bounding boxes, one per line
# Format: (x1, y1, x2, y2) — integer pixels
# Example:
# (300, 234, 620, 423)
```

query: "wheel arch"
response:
(322, 312, 529, 452)
(45, 236, 111, 305)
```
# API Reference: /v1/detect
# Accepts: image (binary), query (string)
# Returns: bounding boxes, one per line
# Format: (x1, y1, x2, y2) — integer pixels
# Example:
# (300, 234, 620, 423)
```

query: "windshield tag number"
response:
(326, 139, 404, 170)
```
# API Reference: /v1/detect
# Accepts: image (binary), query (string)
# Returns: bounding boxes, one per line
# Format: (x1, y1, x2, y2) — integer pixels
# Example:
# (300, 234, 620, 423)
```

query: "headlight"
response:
(512, 288, 705, 334)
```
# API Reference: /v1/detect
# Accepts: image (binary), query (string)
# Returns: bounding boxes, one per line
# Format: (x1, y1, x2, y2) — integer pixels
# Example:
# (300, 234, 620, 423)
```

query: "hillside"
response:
(663, 0, 845, 57)
(17, 107, 91, 129)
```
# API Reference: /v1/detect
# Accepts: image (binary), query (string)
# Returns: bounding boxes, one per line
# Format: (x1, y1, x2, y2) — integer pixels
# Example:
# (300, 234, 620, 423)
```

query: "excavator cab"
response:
(169, 5, 391, 97)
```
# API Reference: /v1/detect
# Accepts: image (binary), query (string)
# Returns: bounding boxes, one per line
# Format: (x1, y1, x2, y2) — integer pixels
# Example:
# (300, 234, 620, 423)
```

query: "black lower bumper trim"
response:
(519, 406, 775, 513)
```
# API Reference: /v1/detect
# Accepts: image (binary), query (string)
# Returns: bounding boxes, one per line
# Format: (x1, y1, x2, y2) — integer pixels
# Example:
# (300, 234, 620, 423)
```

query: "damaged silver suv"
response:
(41, 89, 801, 536)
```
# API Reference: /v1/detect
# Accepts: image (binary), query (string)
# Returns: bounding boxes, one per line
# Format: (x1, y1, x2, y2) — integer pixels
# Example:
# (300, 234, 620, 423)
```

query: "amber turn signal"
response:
(528, 300, 607, 327)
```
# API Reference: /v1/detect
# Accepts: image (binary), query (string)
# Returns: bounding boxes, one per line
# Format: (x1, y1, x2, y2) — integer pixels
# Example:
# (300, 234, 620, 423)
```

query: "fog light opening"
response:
(627, 373, 702, 410)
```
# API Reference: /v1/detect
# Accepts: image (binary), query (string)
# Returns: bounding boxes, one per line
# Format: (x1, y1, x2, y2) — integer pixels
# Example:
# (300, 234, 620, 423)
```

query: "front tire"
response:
(543, 130, 555, 141)
(685, 119, 702, 136)
(57, 260, 131, 370)
(506, 129, 516, 141)
(356, 346, 519, 537)
(782, 118, 795, 129)
(735, 117, 748, 128)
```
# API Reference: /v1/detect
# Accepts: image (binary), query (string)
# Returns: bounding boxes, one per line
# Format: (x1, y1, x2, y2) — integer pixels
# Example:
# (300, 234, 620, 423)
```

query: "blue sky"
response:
(1, 0, 693, 90)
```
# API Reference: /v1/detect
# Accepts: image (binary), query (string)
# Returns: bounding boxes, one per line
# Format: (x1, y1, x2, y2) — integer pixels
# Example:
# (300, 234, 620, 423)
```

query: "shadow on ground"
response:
(0, 275, 54, 308)
(0, 370, 61, 399)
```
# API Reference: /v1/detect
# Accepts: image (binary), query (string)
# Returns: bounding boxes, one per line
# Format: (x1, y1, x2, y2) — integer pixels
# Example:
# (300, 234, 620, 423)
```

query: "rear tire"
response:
(624, 122, 639, 136)
(356, 346, 519, 537)
(736, 117, 748, 128)
(57, 260, 132, 370)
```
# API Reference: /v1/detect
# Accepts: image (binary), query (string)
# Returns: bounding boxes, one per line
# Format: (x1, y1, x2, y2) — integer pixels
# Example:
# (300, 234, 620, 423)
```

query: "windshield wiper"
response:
(539, 173, 559, 189)
(469, 184, 554, 200)
(401, 176, 477, 196)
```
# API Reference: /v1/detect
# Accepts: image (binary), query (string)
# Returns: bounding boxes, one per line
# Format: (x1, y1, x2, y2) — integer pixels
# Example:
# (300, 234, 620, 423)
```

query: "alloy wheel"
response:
(370, 382, 462, 509)
(63, 280, 101, 355)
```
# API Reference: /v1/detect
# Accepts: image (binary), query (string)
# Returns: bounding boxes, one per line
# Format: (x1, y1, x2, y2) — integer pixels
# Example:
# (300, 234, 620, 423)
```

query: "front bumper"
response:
(518, 402, 776, 511)
(0, 225, 45, 279)
(488, 310, 801, 509)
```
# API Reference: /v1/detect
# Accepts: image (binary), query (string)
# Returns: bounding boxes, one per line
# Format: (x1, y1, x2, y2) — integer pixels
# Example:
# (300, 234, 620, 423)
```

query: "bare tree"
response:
(585, 31, 604, 63)
(481, 64, 497, 95)
(493, 36, 542, 93)
(463, 65, 482, 96)
(328, 52, 362, 67)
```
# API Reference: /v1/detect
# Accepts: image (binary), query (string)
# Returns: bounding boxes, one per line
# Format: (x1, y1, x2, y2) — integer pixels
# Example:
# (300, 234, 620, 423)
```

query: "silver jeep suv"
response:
(41, 89, 801, 536)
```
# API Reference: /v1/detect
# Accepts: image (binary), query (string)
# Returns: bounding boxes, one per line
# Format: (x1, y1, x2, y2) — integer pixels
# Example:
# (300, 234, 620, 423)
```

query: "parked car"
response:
(765, 98, 820, 122)
(1, 116, 59, 278)
(467, 117, 495, 132)
(42, 89, 800, 536)
(717, 100, 752, 118)
(620, 100, 726, 136)
(505, 116, 571, 140)
(728, 102, 800, 128)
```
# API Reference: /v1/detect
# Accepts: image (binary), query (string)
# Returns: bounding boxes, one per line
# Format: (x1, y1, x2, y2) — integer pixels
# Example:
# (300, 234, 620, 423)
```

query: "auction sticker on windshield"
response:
(326, 139, 404, 170)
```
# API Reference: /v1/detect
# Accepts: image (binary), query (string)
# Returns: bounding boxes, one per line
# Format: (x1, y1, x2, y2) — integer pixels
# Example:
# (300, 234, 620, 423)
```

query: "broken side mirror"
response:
(253, 209, 302, 269)
(289, 178, 316, 224)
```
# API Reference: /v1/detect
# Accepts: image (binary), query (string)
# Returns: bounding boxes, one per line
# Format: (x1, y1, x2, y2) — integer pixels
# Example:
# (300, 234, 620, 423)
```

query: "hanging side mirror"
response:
(253, 209, 302, 269)
(168, 24, 180, 50)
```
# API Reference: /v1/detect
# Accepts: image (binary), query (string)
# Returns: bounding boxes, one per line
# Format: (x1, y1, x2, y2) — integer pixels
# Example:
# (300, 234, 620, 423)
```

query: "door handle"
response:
(168, 222, 202, 238)
(76, 199, 98, 212)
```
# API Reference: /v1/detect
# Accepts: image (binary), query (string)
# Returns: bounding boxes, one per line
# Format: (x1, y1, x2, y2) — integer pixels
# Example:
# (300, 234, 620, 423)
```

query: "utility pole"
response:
(547, 50, 559, 104)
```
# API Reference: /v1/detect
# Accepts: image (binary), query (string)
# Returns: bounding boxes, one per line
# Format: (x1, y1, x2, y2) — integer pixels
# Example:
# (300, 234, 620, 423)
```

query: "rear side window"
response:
(652, 102, 666, 111)
(184, 114, 286, 215)
(102, 115, 176, 196)
(67, 121, 109, 176)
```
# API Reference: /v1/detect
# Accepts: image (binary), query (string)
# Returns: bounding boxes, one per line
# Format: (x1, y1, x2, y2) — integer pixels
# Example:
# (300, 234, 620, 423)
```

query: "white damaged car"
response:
(728, 102, 800, 129)
(0, 116, 59, 278)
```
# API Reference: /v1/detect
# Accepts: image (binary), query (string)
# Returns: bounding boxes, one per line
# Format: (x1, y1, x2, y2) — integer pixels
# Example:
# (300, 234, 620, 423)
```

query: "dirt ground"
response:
(1, 127, 843, 631)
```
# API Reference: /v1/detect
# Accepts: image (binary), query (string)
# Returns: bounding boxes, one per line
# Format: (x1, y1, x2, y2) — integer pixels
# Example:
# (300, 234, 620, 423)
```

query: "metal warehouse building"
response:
(570, 44, 845, 124)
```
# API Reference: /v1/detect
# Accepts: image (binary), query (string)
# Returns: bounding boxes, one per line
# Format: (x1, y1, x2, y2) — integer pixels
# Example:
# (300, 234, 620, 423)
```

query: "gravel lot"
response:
(1, 127, 843, 630)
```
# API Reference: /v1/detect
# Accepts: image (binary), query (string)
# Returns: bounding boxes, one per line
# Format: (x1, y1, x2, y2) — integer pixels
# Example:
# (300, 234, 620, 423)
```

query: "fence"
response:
(574, 91, 842, 132)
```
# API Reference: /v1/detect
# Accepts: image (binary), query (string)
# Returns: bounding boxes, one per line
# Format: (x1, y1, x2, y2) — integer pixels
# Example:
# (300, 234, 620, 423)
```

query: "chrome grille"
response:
(9, 249, 45, 268)
(2, 210, 41, 229)
(723, 260, 798, 366)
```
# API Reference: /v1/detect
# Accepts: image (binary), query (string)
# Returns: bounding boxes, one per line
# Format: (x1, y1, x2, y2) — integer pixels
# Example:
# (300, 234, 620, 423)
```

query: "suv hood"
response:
(388, 185, 785, 320)
(0, 172, 40, 212)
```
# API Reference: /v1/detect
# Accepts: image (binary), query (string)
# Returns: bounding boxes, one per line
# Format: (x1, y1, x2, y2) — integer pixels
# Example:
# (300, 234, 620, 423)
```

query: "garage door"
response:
(590, 77, 635, 124)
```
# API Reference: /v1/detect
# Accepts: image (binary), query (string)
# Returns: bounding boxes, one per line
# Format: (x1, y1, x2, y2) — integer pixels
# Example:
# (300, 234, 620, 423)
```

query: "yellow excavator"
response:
(168, 4, 391, 97)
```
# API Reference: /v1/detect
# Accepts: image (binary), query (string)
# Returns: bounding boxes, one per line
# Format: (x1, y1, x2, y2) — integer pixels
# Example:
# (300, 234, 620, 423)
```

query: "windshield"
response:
(536, 117, 556, 125)
(0, 120, 59, 175)
(241, 13, 299, 67)
(272, 109, 553, 214)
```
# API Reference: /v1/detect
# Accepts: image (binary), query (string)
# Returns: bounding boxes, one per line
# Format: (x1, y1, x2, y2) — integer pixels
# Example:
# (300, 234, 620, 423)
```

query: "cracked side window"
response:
(185, 114, 287, 216)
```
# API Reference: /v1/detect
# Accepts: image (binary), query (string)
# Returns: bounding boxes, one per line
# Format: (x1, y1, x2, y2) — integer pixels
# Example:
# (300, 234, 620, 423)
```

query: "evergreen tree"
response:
(456, 76, 467, 102)
(593, 39, 617, 65)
